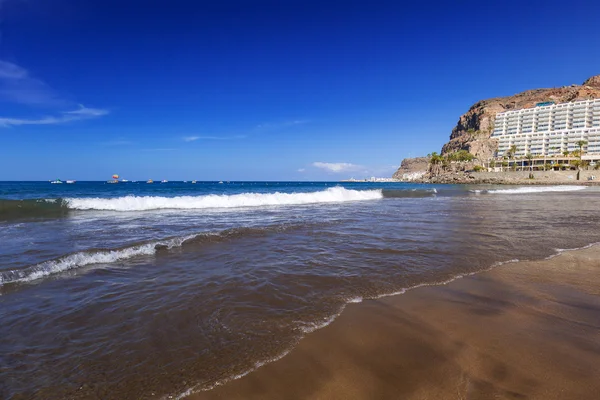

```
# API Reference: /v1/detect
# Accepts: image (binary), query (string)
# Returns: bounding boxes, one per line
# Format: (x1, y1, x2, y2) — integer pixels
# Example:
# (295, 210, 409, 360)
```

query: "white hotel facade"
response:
(492, 99, 600, 159)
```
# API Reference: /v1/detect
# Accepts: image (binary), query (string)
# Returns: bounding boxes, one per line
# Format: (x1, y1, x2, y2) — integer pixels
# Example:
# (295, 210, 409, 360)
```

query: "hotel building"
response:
(492, 99, 600, 159)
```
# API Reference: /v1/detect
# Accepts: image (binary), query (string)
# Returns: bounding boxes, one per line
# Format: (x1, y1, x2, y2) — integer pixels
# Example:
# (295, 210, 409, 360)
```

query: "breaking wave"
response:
(65, 187, 382, 211)
(0, 223, 325, 286)
(472, 186, 587, 195)
(0, 235, 199, 285)
(0, 188, 444, 220)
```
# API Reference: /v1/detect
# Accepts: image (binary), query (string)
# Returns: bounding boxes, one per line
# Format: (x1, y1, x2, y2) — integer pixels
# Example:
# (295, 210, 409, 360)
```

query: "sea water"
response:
(1, 181, 599, 399)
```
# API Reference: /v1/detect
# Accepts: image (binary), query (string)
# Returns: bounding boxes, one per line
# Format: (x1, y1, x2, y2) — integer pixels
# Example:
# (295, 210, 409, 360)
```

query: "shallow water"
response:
(1, 181, 599, 399)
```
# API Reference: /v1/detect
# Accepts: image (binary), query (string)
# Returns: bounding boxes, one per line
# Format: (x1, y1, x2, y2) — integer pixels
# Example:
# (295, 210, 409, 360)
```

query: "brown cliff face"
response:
(583, 75, 600, 88)
(392, 156, 430, 180)
(441, 75, 600, 160)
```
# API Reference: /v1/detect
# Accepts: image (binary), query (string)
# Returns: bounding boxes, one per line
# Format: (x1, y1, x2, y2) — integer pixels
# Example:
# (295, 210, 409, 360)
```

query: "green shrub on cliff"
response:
(447, 150, 474, 162)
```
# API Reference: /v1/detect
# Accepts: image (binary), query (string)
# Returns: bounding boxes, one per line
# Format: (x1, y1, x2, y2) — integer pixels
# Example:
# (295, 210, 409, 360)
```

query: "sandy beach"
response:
(191, 245, 600, 400)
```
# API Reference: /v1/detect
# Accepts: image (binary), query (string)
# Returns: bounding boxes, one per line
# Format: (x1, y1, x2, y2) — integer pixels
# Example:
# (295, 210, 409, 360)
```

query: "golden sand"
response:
(191, 246, 600, 400)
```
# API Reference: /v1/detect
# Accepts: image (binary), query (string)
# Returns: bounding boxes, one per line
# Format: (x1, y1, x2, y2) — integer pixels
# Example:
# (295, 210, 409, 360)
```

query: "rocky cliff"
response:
(440, 75, 600, 159)
(392, 156, 429, 181)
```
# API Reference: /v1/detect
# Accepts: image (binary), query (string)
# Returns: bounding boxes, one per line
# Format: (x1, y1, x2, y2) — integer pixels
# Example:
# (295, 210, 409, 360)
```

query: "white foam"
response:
(65, 187, 383, 212)
(299, 311, 343, 334)
(477, 186, 586, 194)
(0, 234, 199, 285)
(346, 296, 363, 303)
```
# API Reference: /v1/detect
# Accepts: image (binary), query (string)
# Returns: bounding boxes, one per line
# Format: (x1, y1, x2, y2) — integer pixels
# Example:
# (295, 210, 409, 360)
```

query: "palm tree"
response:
(428, 152, 444, 176)
(574, 140, 588, 179)
(576, 140, 588, 168)
(525, 153, 534, 171)
(508, 145, 518, 171)
(576, 140, 587, 155)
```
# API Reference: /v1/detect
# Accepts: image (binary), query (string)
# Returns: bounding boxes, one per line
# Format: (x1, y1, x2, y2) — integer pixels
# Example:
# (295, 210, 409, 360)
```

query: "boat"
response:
(191, 180, 197, 184)
(120, 178, 129, 183)
(107, 174, 119, 184)
(183, 181, 187, 183)
(161, 180, 168, 183)
(218, 181, 224, 184)
(147, 179, 154, 184)
(66, 180, 76, 184)
(50, 179, 63, 184)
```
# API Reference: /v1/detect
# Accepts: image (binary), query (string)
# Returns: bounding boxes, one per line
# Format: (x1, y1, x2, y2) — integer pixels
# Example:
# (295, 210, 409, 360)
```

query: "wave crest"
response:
(0, 235, 199, 285)
(65, 187, 383, 211)
(472, 186, 586, 194)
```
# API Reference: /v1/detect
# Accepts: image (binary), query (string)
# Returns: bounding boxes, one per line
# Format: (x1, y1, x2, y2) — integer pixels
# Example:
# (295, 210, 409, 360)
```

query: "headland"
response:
(394, 74, 600, 184)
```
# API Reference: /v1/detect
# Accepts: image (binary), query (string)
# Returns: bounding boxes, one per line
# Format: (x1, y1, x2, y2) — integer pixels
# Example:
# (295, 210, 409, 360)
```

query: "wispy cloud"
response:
(297, 168, 306, 172)
(183, 135, 247, 142)
(0, 105, 109, 127)
(0, 60, 27, 79)
(0, 59, 109, 127)
(0, 60, 64, 106)
(256, 120, 309, 130)
(312, 162, 363, 173)
(65, 105, 109, 117)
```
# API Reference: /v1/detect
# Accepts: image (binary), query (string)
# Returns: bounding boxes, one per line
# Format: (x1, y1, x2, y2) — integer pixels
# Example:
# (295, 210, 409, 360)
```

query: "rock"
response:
(392, 157, 430, 181)
(583, 75, 600, 88)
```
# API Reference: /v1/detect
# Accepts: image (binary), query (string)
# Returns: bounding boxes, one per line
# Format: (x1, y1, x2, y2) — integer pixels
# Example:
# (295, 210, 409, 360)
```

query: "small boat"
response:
(191, 180, 197, 184)
(107, 174, 119, 184)
(218, 181, 224, 184)
(147, 179, 154, 184)
(183, 181, 187, 183)
(120, 179, 129, 183)
(50, 179, 63, 184)
(66, 180, 76, 184)
(161, 180, 168, 183)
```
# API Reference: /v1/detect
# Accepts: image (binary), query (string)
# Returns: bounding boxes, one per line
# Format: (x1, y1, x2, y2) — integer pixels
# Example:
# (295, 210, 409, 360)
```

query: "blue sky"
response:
(1, 0, 599, 180)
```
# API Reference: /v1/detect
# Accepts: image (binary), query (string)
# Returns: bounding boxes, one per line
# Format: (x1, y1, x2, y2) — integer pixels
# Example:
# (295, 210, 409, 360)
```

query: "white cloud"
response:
(0, 60, 64, 106)
(0, 60, 28, 79)
(312, 162, 363, 173)
(0, 105, 110, 127)
(65, 105, 109, 117)
(0, 60, 109, 126)
(297, 168, 306, 172)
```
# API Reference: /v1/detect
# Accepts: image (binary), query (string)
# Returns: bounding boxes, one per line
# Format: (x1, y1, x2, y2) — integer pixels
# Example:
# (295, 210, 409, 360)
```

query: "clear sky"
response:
(1, 0, 599, 181)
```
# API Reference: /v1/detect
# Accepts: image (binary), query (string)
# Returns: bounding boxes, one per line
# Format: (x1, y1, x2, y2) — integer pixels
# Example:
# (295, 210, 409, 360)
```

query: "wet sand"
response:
(191, 246, 600, 400)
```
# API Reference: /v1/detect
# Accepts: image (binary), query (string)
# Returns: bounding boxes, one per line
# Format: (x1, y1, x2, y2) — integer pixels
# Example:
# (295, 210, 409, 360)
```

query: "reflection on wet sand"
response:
(192, 246, 600, 400)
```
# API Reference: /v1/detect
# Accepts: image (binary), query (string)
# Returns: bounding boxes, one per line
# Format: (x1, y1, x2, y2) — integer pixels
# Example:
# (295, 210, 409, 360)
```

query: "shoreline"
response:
(398, 169, 600, 185)
(188, 245, 600, 400)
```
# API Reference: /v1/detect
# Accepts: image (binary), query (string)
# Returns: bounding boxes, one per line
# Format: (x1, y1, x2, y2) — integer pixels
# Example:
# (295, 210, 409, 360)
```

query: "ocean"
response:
(1, 181, 599, 399)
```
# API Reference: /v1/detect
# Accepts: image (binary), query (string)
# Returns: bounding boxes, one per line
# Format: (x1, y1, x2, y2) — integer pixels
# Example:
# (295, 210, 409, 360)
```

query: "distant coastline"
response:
(340, 177, 400, 183)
